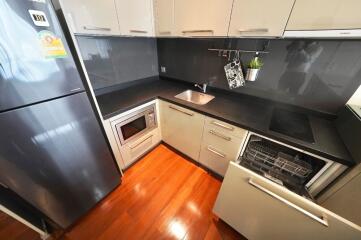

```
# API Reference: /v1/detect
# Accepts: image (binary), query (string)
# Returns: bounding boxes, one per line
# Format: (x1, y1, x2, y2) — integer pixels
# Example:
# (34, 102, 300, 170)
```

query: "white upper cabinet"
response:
(286, 0, 361, 30)
(228, 0, 295, 37)
(115, 0, 155, 36)
(174, 0, 233, 37)
(153, 0, 174, 36)
(59, 0, 120, 35)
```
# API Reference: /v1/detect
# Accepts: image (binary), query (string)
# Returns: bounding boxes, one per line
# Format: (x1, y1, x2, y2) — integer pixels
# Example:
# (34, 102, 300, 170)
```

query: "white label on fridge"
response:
(28, 10, 49, 27)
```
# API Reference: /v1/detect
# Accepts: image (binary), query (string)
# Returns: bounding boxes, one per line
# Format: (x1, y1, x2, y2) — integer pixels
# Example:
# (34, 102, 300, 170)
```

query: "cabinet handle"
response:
(83, 26, 111, 31)
(130, 30, 148, 33)
(248, 179, 328, 227)
(207, 146, 226, 158)
(129, 135, 153, 149)
(182, 30, 214, 34)
(159, 31, 171, 34)
(238, 28, 269, 33)
(169, 105, 194, 116)
(211, 121, 234, 131)
(209, 130, 231, 141)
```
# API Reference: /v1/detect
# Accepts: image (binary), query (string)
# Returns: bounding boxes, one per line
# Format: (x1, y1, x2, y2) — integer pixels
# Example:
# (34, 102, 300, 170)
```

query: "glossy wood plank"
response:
(64, 144, 246, 240)
(0, 211, 40, 240)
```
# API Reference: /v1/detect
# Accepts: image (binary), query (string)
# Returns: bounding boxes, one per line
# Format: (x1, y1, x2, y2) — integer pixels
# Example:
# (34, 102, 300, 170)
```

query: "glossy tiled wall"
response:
(157, 38, 361, 115)
(76, 36, 158, 91)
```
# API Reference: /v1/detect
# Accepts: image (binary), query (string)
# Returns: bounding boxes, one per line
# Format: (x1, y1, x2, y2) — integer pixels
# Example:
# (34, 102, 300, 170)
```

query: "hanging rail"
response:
(208, 48, 269, 55)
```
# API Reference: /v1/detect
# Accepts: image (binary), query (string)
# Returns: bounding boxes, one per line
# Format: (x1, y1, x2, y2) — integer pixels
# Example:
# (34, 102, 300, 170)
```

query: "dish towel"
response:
(224, 52, 245, 89)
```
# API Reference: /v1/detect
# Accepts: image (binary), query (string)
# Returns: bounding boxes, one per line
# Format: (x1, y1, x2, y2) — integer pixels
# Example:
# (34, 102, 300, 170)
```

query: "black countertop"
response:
(96, 78, 354, 166)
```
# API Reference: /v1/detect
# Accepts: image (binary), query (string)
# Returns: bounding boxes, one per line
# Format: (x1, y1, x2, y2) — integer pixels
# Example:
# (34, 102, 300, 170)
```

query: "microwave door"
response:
(116, 113, 147, 144)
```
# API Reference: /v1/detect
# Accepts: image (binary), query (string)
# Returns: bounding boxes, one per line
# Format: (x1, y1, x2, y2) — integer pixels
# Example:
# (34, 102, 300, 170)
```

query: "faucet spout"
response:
(194, 83, 208, 93)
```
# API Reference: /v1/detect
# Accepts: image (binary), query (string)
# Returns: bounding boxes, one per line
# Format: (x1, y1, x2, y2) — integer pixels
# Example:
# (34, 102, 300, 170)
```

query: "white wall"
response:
(347, 84, 361, 106)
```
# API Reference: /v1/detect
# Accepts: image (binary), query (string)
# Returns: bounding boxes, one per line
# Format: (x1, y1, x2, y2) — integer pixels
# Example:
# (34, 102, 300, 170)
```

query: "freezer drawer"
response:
(213, 162, 361, 240)
(0, 93, 120, 228)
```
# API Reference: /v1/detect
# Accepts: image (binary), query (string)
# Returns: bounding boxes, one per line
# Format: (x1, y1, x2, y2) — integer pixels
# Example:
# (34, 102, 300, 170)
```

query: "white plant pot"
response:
(246, 68, 260, 81)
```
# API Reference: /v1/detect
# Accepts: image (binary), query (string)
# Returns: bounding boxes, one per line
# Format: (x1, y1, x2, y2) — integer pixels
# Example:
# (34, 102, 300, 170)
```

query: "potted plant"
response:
(246, 57, 263, 81)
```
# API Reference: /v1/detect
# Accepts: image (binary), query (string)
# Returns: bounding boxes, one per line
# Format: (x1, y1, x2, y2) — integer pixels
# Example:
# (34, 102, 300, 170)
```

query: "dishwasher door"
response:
(213, 162, 361, 240)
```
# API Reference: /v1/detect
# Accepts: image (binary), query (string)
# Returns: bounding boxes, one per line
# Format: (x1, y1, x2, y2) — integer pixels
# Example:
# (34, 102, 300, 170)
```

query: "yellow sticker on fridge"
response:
(38, 30, 67, 58)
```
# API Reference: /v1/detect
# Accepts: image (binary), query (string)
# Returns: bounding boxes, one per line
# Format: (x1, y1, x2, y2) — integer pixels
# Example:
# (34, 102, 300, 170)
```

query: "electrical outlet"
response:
(160, 66, 166, 73)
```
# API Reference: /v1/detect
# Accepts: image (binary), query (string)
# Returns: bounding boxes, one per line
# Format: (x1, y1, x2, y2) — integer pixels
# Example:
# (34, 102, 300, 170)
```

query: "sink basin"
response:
(174, 90, 215, 105)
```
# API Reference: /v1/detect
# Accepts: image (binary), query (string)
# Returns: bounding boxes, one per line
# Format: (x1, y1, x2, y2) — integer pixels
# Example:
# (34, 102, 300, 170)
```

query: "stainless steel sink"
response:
(174, 90, 215, 105)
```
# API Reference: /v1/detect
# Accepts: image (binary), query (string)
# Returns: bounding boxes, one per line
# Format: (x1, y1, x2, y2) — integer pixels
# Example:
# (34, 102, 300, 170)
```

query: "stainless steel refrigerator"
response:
(0, 0, 120, 229)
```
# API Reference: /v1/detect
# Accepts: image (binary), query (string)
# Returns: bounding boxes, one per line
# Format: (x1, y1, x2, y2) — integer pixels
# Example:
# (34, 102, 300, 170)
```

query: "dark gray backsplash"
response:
(76, 36, 158, 92)
(157, 38, 361, 115)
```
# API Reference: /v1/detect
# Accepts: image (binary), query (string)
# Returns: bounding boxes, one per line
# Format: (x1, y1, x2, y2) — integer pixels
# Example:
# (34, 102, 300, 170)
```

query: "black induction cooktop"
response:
(269, 108, 315, 143)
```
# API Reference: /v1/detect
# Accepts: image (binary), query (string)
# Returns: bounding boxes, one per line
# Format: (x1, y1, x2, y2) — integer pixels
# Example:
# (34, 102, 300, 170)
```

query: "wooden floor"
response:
(0, 144, 246, 240)
(0, 211, 40, 240)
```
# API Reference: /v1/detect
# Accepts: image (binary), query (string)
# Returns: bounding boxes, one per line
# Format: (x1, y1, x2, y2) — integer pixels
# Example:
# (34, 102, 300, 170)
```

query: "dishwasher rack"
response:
(242, 138, 313, 179)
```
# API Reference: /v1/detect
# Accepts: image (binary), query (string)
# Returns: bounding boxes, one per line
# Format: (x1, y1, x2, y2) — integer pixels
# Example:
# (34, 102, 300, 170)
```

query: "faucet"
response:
(194, 83, 208, 93)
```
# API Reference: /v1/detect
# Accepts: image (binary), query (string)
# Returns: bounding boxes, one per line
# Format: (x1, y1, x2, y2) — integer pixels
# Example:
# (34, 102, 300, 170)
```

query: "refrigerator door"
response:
(0, 92, 120, 228)
(0, 0, 84, 112)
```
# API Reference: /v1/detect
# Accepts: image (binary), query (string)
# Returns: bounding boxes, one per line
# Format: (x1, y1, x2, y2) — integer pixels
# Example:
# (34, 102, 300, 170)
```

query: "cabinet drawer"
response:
(202, 127, 243, 156)
(121, 129, 160, 167)
(214, 162, 361, 240)
(199, 143, 237, 176)
(205, 117, 247, 139)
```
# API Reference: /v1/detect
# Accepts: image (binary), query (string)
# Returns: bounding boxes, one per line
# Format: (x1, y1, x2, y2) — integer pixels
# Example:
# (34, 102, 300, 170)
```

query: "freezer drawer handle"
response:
(209, 130, 231, 141)
(248, 179, 328, 227)
(207, 146, 226, 158)
(130, 135, 153, 149)
(169, 105, 194, 116)
(211, 121, 234, 131)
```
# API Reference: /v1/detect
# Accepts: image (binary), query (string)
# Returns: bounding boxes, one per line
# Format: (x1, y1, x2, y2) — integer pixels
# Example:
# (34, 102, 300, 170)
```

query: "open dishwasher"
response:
(238, 133, 347, 199)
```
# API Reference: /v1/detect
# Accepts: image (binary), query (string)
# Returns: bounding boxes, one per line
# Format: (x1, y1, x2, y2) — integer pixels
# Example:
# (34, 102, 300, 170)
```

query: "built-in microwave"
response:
(114, 104, 157, 145)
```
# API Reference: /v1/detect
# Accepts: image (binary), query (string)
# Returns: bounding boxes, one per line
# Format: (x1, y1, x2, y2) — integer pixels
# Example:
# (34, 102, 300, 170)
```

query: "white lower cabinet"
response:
(159, 100, 205, 160)
(120, 128, 160, 167)
(199, 117, 248, 176)
(102, 101, 161, 170)
(214, 162, 361, 240)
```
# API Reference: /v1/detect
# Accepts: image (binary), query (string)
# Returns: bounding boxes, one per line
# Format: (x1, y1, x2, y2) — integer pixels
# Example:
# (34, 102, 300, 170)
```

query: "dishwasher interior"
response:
(238, 135, 327, 199)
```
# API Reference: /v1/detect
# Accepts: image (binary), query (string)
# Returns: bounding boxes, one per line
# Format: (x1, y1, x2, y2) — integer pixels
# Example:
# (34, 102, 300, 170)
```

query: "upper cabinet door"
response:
(174, 0, 233, 37)
(115, 0, 154, 36)
(228, 0, 295, 37)
(153, 0, 174, 36)
(286, 0, 361, 30)
(60, 0, 120, 35)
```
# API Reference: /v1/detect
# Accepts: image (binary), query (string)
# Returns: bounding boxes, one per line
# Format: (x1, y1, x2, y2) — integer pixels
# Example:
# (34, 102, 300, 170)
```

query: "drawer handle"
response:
(129, 135, 153, 149)
(169, 105, 194, 116)
(238, 28, 269, 33)
(209, 130, 231, 141)
(130, 29, 148, 33)
(248, 179, 328, 227)
(182, 30, 214, 34)
(207, 146, 226, 158)
(83, 26, 111, 31)
(211, 121, 234, 131)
